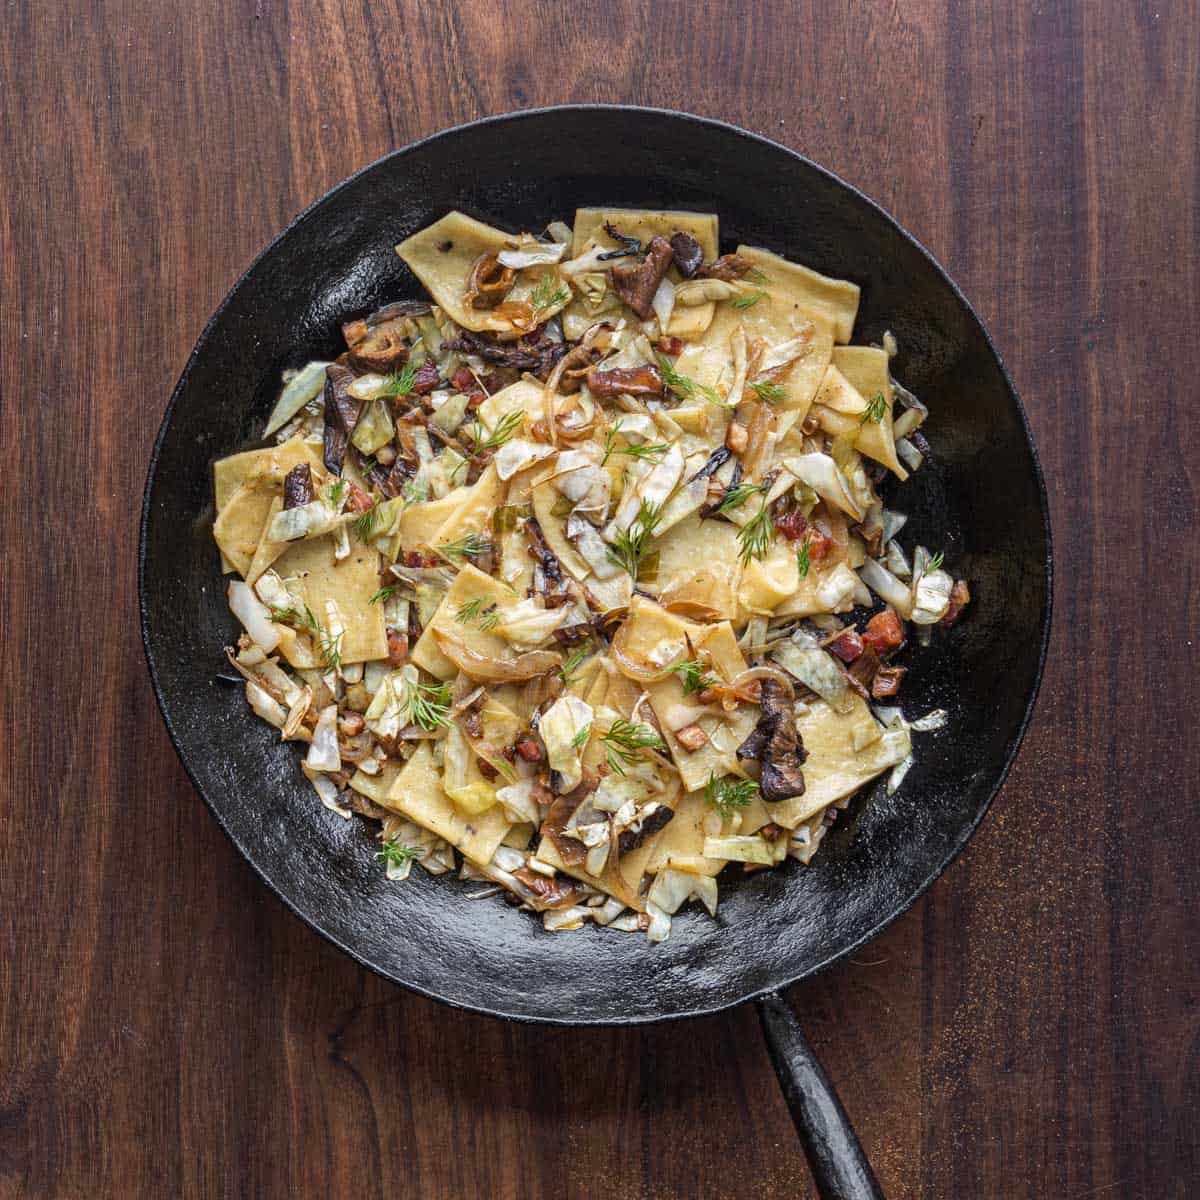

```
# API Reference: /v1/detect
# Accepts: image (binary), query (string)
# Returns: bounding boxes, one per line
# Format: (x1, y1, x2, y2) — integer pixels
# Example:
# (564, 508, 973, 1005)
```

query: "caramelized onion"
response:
(432, 629, 561, 682)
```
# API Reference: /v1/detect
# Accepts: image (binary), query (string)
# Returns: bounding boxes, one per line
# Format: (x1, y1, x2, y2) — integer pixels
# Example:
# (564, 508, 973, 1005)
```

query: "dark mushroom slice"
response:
(322, 363, 360, 475)
(686, 445, 732, 484)
(616, 802, 674, 855)
(465, 252, 516, 310)
(585, 362, 666, 400)
(538, 776, 596, 867)
(611, 235, 674, 319)
(525, 517, 564, 586)
(282, 462, 315, 510)
(696, 253, 754, 282)
(669, 231, 704, 278)
(735, 677, 807, 803)
(510, 868, 587, 911)
(598, 223, 643, 261)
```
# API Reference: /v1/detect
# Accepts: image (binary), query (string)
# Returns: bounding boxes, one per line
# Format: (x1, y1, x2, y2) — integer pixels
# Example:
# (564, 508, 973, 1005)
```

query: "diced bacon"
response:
(829, 629, 864, 663)
(862, 609, 905, 654)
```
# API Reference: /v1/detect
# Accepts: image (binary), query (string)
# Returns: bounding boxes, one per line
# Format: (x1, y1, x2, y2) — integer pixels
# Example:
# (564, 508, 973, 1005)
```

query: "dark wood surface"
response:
(2, 2, 1196, 1196)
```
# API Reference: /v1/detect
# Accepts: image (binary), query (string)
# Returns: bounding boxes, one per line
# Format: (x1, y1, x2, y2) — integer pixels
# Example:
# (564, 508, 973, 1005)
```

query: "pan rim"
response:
(139, 103, 1053, 1026)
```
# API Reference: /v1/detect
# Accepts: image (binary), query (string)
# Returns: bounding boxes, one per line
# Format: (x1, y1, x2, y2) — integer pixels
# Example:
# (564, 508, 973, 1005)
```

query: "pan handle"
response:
(755, 991, 886, 1200)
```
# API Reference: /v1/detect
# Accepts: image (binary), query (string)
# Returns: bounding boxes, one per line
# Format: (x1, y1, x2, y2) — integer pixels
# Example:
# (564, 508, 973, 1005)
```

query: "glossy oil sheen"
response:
(140, 107, 1051, 1025)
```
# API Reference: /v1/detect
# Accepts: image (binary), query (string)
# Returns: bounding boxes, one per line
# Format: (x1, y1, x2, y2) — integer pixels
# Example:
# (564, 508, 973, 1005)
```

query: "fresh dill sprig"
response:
(376, 839, 422, 868)
(571, 723, 592, 749)
(606, 499, 664, 580)
(401, 677, 451, 731)
(705, 773, 759, 819)
(294, 605, 342, 670)
(531, 272, 569, 315)
(437, 532, 494, 563)
(750, 379, 786, 404)
(455, 596, 499, 631)
(927, 550, 945, 572)
(796, 539, 811, 579)
(358, 454, 378, 476)
(745, 267, 770, 285)
(737, 501, 775, 564)
(401, 477, 430, 505)
(656, 354, 721, 405)
(860, 392, 888, 424)
(369, 585, 401, 606)
(601, 719, 666, 776)
(472, 408, 524, 455)
(327, 479, 347, 507)
(668, 659, 718, 694)
(353, 504, 384, 543)
(732, 290, 766, 309)
(603, 420, 670, 466)
(270, 606, 297, 623)
(558, 643, 592, 687)
(383, 359, 419, 397)
(713, 479, 767, 516)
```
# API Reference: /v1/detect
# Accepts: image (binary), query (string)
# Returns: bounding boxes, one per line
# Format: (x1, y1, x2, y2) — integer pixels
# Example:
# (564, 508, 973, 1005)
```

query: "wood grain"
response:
(2, 1, 1196, 1196)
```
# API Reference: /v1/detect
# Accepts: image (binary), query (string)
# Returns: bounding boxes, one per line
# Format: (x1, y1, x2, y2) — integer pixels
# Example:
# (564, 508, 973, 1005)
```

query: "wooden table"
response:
(2, 2, 1196, 1196)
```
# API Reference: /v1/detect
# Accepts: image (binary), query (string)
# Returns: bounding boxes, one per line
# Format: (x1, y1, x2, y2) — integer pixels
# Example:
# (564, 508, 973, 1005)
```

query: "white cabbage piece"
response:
(264, 361, 330, 436)
(494, 437, 554, 480)
(304, 704, 341, 771)
(702, 836, 775, 865)
(772, 631, 853, 712)
(493, 599, 571, 649)
(539, 695, 593, 792)
(228, 580, 280, 652)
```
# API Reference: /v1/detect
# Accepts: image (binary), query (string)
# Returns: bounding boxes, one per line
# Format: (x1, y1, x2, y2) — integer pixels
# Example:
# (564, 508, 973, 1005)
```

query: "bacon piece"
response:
(829, 629, 864, 663)
(862, 609, 905, 655)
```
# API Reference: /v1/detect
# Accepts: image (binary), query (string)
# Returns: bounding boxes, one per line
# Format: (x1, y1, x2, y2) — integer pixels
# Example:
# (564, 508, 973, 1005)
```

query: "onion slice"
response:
(432, 629, 562, 682)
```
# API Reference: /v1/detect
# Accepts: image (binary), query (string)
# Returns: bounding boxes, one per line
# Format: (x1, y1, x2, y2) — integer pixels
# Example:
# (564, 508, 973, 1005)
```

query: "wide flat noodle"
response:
(430, 463, 504, 551)
(409, 563, 520, 679)
(272, 533, 388, 664)
(396, 211, 521, 333)
(830, 346, 907, 479)
(734, 244, 861, 344)
(363, 744, 512, 865)
(571, 208, 719, 261)
(655, 513, 742, 622)
(213, 437, 324, 514)
(213, 483, 276, 578)
(766, 694, 911, 828)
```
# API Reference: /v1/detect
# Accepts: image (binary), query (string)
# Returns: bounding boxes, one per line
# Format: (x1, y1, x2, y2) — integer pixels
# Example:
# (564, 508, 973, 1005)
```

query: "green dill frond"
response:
(437, 533, 494, 563)
(656, 354, 722, 406)
(796, 539, 811, 579)
(732, 290, 765, 309)
(737, 501, 775, 564)
(704, 773, 759, 819)
(601, 719, 666, 776)
(605, 500, 664, 580)
(570, 723, 592, 749)
(860, 392, 888, 423)
(713, 479, 767, 516)
(558, 643, 592, 687)
(376, 839, 422, 867)
(750, 379, 786, 404)
(668, 659, 718, 694)
(383, 360, 419, 398)
(455, 597, 499, 631)
(531, 272, 569, 314)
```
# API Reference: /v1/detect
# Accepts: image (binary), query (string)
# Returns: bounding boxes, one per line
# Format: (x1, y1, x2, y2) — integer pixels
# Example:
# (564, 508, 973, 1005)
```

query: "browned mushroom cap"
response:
(465, 252, 516, 309)
(669, 232, 704, 278)
(697, 253, 754, 282)
(322, 363, 360, 475)
(611, 235, 674, 318)
(735, 677, 807, 803)
(616, 803, 674, 855)
(342, 300, 431, 350)
(538, 776, 596, 867)
(585, 362, 666, 399)
(510, 868, 587, 911)
(346, 321, 409, 372)
(282, 462, 314, 510)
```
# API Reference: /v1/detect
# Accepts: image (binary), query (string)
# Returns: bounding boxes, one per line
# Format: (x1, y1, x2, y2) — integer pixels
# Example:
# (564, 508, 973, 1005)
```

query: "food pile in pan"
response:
(213, 207, 969, 941)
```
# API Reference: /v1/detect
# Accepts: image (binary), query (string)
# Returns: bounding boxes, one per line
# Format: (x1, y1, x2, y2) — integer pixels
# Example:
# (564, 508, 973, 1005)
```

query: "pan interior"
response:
(140, 107, 1049, 1024)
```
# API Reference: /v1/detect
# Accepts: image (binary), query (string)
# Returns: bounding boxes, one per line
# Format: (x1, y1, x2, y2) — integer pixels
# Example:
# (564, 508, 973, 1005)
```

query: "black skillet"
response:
(140, 106, 1051, 1199)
